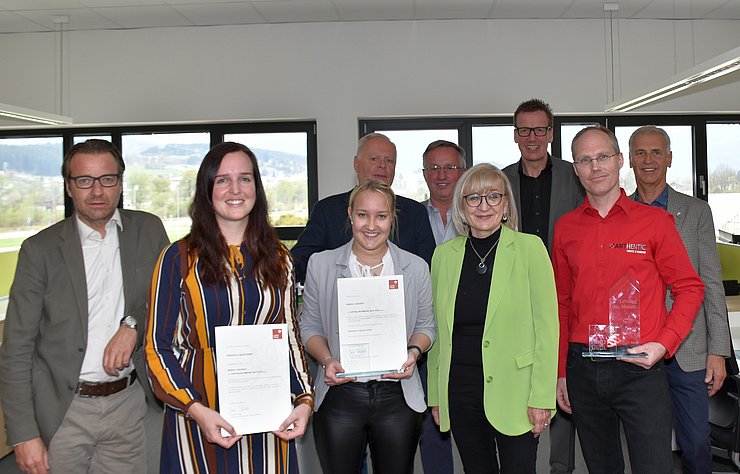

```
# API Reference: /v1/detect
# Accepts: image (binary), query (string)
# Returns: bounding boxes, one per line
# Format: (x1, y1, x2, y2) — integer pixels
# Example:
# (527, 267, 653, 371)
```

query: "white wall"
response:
(1, 18, 739, 197)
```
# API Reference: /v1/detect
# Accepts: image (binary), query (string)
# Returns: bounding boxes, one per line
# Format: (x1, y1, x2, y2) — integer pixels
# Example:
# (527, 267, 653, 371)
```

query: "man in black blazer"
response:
(291, 133, 435, 282)
(503, 99, 584, 474)
(0, 140, 169, 473)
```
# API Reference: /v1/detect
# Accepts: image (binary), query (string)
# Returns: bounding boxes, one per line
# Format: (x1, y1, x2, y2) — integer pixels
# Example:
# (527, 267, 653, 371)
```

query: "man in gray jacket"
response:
(630, 125, 731, 474)
(0, 140, 169, 474)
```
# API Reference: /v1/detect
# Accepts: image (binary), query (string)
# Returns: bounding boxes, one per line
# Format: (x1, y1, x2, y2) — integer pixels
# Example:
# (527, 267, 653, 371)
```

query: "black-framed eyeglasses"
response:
(424, 165, 465, 174)
(68, 174, 121, 189)
(463, 192, 504, 208)
(515, 126, 551, 137)
(573, 153, 618, 167)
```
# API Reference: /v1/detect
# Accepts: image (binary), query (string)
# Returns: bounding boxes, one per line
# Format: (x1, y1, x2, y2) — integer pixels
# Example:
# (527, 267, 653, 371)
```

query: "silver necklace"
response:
(468, 237, 499, 275)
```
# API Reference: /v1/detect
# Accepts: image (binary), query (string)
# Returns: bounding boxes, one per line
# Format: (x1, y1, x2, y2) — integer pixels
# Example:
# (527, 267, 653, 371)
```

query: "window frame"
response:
(0, 120, 317, 241)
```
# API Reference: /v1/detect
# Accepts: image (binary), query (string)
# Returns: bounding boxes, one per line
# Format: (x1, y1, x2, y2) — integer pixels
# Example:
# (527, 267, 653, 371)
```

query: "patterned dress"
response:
(146, 240, 312, 473)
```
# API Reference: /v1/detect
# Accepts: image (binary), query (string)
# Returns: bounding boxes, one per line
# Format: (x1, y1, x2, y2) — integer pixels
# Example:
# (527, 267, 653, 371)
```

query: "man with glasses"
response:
(416, 139, 466, 473)
(629, 125, 731, 474)
(552, 126, 704, 473)
(422, 140, 467, 245)
(0, 139, 169, 473)
(503, 98, 583, 473)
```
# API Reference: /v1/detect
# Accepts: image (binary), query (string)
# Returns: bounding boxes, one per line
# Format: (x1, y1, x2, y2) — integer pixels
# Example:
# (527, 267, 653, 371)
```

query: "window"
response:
(224, 132, 310, 227)
(0, 136, 64, 317)
(373, 129, 458, 201)
(121, 132, 211, 242)
(707, 123, 740, 238)
(471, 125, 521, 168)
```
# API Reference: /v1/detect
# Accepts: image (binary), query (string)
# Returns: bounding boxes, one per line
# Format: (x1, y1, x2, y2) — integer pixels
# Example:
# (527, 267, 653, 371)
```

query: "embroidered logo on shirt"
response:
(609, 242, 647, 255)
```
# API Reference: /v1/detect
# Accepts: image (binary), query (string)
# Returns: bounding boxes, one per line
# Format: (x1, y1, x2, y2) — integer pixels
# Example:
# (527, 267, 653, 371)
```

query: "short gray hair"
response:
(422, 140, 466, 168)
(629, 125, 671, 152)
(451, 163, 519, 235)
(357, 133, 395, 156)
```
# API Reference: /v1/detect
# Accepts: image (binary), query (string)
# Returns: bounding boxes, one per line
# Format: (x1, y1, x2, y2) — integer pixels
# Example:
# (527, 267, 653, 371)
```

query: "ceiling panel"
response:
(15, 8, 121, 31)
(0, 0, 86, 10)
(332, 0, 414, 22)
(173, 3, 265, 25)
(489, 0, 574, 19)
(702, 0, 740, 19)
(415, 0, 496, 20)
(92, 5, 193, 28)
(0, 11, 49, 33)
(253, 1, 339, 23)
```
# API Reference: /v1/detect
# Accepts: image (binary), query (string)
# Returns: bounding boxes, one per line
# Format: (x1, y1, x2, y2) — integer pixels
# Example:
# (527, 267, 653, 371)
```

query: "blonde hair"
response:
(451, 163, 519, 235)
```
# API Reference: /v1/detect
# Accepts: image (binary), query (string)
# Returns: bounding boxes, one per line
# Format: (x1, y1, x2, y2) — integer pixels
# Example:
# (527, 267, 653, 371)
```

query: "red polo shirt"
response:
(552, 190, 704, 377)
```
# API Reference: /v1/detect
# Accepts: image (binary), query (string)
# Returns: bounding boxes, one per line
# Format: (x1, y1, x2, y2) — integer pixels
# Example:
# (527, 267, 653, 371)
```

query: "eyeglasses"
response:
(515, 126, 551, 137)
(68, 174, 121, 189)
(463, 192, 504, 208)
(424, 165, 465, 174)
(573, 153, 618, 167)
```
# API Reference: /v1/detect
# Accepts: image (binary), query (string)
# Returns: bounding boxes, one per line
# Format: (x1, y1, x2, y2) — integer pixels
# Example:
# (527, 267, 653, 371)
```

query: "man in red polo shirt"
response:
(552, 126, 704, 473)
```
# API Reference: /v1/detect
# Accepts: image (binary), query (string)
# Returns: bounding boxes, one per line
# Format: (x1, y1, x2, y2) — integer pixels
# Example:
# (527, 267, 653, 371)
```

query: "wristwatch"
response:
(120, 315, 138, 330)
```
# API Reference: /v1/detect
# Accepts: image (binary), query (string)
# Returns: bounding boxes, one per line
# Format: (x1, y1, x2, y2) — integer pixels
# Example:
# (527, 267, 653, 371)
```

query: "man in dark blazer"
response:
(291, 133, 435, 282)
(0, 140, 169, 473)
(502, 99, 584, 474)
(630, 125, 731, 474)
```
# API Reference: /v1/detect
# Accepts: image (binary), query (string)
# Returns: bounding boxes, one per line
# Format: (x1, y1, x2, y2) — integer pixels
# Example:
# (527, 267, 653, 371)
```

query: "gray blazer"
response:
(299, 240, 436, 413)
(0, 210, 169, 445)
(503, 155, 584, 252)
(663, 186, 731, 371)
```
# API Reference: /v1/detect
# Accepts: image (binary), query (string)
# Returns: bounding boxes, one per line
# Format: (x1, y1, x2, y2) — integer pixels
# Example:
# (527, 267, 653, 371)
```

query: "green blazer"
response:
(427, 225, 559, 436)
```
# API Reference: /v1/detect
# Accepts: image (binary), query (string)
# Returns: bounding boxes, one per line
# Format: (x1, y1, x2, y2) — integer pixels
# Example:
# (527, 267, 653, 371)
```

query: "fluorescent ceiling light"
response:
(605, 45, 740, 112)
(0, 102, 73, 125)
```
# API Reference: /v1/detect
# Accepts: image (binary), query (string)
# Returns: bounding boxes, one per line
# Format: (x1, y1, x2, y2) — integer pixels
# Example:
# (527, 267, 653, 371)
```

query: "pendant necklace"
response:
(468, 237, 499, 275)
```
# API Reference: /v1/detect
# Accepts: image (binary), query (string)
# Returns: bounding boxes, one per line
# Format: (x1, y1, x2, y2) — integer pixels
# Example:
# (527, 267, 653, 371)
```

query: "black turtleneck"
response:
(450, 227, 501, 386)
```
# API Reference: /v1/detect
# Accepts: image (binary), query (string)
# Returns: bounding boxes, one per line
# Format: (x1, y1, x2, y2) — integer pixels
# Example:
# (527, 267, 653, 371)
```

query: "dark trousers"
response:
(566, 344, 673, 474)
(313, 381, 422, 474)
(418, 357, 455, 474)
(449, 384, 538, 473)
(665, 357, 712, 474)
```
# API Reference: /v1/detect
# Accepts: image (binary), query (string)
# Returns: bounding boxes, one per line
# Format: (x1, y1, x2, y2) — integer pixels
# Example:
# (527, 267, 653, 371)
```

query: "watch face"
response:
(122, 316, 137, 328)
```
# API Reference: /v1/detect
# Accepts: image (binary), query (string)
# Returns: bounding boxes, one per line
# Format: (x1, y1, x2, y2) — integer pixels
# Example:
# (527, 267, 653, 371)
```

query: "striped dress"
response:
(145, 240, 312, 474)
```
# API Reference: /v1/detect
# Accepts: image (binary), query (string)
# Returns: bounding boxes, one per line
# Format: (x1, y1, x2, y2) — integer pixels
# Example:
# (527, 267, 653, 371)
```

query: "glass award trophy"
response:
(582, 274, 647, 358)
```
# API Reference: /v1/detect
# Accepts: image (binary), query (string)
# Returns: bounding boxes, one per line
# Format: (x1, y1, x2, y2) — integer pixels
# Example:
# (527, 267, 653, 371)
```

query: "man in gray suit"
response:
(629, 125, 731, 474)
(503, 98, 583, 474)
(0, 139, 169, 473)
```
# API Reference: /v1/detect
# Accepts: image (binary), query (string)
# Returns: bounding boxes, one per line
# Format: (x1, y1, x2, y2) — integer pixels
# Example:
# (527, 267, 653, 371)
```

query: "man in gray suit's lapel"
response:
(630, 125, 732, 474)
(0, 140, 169, 473)
(503, 99, 584, 474)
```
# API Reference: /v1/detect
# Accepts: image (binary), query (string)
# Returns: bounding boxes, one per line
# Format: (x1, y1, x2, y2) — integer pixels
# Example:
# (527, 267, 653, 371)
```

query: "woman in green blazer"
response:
(427, 163, 559, 473)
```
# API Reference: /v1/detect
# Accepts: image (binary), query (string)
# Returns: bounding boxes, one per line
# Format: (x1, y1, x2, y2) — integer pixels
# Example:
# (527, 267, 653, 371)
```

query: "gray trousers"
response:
(48, 380, 147, 473)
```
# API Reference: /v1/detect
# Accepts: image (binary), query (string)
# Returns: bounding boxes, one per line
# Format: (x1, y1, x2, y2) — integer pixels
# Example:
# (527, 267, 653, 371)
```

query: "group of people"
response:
(0, 97, 730, 474)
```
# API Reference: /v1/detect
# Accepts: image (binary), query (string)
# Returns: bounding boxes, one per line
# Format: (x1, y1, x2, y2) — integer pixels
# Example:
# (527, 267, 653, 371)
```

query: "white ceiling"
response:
(1, 0, 739, 34)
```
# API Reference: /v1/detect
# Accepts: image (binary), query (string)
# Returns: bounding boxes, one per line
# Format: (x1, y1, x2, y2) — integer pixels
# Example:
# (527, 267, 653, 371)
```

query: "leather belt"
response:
(76, 370, 137, 398)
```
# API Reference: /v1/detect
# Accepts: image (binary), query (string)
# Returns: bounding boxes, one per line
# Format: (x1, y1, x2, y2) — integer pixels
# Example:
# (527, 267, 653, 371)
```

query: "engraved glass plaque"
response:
(582, 274, 647, 358)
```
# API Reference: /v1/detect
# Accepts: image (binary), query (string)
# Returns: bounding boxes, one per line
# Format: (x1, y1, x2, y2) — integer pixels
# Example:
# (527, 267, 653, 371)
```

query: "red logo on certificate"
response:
(388, 279, 399, 290)
(272, 328, 283, 339)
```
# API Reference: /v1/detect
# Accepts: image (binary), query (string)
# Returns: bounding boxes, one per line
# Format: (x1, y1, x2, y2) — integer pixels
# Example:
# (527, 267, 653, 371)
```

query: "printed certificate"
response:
(215, 324, 292, 435)
(337, 275, 407, 378)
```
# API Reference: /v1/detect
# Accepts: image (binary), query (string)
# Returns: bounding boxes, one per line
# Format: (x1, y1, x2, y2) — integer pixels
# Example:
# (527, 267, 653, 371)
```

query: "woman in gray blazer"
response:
(299, 180, 436, 474)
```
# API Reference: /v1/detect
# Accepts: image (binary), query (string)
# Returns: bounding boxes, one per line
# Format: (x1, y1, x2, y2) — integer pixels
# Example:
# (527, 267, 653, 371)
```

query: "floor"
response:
(1, 410, 738, 473)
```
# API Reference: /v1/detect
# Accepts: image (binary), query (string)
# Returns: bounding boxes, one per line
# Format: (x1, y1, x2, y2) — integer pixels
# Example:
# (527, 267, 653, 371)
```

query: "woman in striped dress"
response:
(145, 142, 313, 473)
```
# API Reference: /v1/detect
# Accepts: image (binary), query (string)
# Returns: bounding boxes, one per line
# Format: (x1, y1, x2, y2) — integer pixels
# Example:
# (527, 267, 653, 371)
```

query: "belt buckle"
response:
(76, 381, 98, 398)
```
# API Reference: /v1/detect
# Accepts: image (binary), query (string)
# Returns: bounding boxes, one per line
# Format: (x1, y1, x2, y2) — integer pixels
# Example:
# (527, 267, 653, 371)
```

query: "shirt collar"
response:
(517, 154, 553, 178)
(75, 209, 123, 241)
(582, 188, 632, 217)
(634, 185, 669, 210)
